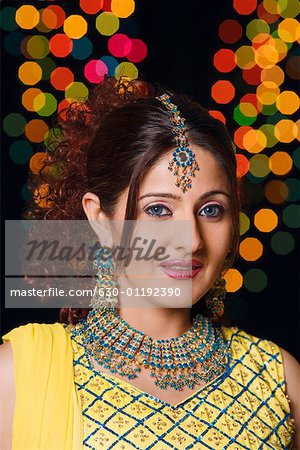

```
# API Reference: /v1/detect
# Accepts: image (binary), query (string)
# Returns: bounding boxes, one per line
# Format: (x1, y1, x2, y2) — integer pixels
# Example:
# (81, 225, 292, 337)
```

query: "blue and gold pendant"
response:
(168, 146, 200, 193)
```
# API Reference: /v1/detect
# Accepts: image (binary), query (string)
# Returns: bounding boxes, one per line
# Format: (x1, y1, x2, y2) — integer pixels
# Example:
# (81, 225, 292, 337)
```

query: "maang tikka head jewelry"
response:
(156, 93, 200, 193)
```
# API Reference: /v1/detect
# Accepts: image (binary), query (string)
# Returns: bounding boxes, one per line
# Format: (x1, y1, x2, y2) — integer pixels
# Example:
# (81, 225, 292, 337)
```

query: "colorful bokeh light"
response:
(15, 5, 40, 30)
(212, 3, 299, 296)
(63, 15, 88, 39)
(3, 0, 299, 303)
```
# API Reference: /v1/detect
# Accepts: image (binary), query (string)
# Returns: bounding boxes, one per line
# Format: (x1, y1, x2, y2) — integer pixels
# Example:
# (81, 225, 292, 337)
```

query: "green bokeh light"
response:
(35, 93, 57, 117)
(9, 140, 33, 164)
(293, 147, 300, 169)
(244, 269, 268, 293)
(271, 231, 295, 255)
(282, 205, 300, 228)
(286, 178, 300, 202)
(233, 105, 257, 126)
(0, 7, 17, 31)
(3, 113, 26, 137)
(38, 57, 57, 81)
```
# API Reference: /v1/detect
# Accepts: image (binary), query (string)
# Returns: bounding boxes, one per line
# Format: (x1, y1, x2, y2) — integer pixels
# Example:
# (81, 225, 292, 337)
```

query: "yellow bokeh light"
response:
(18, 62, 42, 85)
(22, 88, 42, 111)
(111, 0, 135, 18)
(239, 103, 257, 117)
(279, 0, 300, 19)
(263, 0, 280, 14)
(249, 154, 270, 177)
(223, 268, 243, 293)
(96, 12, 120, 36)
(63, 15, 88, 39)
(296, 119, 300, 141)
(243, 129, 267, 153)
(261, 65, 285, 86)
(274, 119, 298, 143)
(254, 209, 278, 232)
(255, 44, 279, 68)
(33, 93, 47, 112)
(246, 21, 270, 41)
(269, 151, 293, 175)
(256, 82, 280, 105)
(239, 212, 250, 236)
(252, 33, 270, 47)
(65, 82, 89, 101)
(272, 38, 288, 62)
(115, 62, 138, 80)
(278, 18, 300, 42)
(235, 46, 256, 69)
(276, 91, 300, 114)
(15, 5, 40, 30)
(239, 237, 264, 261)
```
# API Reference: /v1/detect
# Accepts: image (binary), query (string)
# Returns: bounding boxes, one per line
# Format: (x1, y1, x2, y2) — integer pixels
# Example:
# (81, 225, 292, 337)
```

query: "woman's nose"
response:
(173, 215, 204, 254)
(191, 218, 204, 254)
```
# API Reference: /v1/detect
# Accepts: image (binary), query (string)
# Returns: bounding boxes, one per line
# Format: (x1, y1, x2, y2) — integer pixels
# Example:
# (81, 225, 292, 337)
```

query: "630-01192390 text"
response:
(9, 287, 182, 297)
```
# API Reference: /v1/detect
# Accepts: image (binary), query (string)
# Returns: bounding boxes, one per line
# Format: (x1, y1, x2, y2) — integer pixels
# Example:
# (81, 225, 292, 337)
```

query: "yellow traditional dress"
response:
(2, 321, 295, 449)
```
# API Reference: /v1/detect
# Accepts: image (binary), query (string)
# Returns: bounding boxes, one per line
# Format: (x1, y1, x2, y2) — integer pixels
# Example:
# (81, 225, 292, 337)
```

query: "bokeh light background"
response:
(209, 0, 300, 310)
(1, 1, 299, 341)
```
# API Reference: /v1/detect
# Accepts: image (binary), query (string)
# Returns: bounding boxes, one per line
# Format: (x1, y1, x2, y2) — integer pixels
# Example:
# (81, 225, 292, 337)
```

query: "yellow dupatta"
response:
(2, 322, 83, 450)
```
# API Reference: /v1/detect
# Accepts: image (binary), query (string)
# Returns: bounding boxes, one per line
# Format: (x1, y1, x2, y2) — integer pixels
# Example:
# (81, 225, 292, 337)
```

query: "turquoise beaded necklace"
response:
(70, 307, 230, 391)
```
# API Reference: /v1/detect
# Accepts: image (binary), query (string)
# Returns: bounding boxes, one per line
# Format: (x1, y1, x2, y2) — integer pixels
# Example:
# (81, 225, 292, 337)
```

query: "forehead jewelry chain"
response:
(156, 93, 200, 193)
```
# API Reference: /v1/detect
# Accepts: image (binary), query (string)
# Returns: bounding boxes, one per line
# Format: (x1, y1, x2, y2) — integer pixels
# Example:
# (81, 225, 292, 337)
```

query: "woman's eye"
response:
(200, 204, 224, 218)
(144, 204, 172, 218)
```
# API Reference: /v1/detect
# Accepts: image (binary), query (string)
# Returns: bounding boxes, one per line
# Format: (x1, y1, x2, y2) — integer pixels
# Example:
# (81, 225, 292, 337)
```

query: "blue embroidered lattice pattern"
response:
(66, 324, 295, 449)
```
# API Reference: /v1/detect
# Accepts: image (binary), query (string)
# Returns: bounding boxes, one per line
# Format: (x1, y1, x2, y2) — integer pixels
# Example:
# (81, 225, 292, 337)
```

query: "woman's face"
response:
(108, 144, 233, 308)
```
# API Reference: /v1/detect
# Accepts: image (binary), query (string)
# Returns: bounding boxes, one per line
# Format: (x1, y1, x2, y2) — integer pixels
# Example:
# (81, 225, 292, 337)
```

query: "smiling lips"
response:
(159, 259, 203, 279)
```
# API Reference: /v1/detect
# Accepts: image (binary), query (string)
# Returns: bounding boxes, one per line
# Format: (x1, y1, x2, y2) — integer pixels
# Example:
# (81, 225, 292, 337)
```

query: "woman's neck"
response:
(116, 307, 193, 340)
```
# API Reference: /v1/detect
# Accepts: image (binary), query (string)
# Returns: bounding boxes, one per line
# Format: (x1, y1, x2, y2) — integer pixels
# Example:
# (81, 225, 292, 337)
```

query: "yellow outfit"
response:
(2, 321, 294, 449)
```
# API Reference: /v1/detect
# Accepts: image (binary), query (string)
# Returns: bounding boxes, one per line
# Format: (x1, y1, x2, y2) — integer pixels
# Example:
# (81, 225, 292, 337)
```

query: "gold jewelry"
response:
(156, 93, 199, 193)
(90, 246, 119, 309)
(70, 307, 230, 391)
(204, 277, 227, 321)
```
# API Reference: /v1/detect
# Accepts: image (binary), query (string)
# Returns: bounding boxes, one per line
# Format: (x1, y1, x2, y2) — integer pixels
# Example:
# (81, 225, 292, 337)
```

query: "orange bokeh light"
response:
(254, 209, 278, 232)
(213, 49, 236, 73)
(50, 67, 74, 91)
(25, 119, 49, 143)
(223, 268, 243, 292)
(239, 237, 264, 261)
(235, 154, 250, 177)
(211, 80, 235, 104)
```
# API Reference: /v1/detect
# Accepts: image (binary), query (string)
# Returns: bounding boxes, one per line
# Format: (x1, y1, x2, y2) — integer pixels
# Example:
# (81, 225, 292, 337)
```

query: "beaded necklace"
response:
(70, 308, 230, 391)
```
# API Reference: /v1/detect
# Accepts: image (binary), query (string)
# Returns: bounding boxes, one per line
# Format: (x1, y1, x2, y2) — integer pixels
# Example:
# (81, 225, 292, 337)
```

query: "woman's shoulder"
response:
(221, 323, 284, 360)
(220, 324, 292, 385)
(221, 323, 299, 369)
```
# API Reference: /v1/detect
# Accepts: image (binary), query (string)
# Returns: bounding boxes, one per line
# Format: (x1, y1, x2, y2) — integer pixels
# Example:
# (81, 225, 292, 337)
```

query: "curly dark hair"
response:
(23, 75, 242, 326)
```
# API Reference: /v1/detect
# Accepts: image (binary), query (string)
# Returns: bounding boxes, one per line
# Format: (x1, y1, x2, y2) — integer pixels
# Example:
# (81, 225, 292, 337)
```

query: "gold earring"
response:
(204, 277, 227, 321)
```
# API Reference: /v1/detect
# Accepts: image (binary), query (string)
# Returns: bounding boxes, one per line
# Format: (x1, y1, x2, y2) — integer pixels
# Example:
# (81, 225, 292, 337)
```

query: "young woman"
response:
(1, 76, 299, 449)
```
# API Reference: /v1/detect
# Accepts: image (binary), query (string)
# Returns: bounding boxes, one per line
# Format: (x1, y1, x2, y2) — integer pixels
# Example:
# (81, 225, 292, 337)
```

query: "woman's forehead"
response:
(139, 146, 230, 197)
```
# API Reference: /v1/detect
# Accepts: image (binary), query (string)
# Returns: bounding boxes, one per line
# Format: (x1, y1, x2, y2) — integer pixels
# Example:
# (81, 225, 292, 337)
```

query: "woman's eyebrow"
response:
(138, 190, 230, 201)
